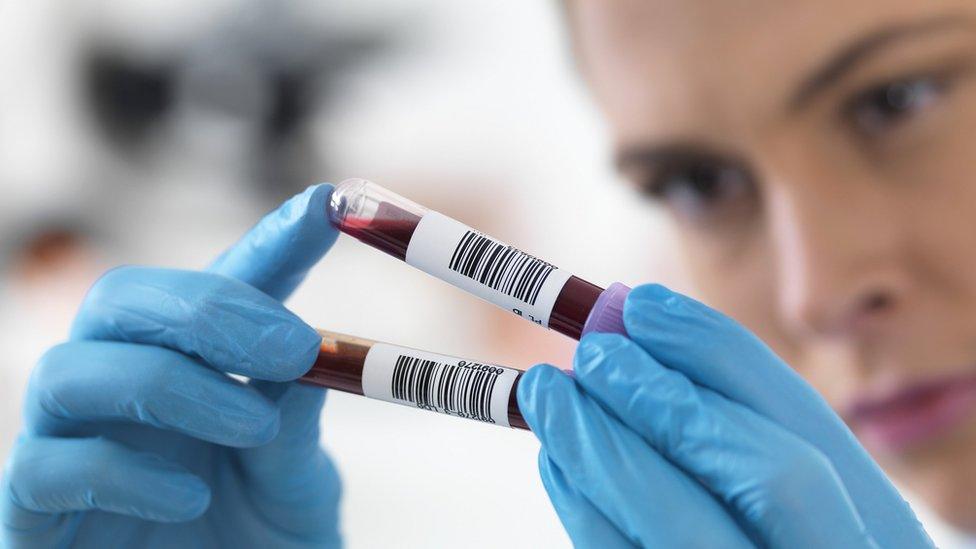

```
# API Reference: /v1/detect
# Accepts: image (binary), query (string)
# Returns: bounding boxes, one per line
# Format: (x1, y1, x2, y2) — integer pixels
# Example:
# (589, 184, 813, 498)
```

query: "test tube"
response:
(328, 178, 631, 340)
(302, 329, 527, 429)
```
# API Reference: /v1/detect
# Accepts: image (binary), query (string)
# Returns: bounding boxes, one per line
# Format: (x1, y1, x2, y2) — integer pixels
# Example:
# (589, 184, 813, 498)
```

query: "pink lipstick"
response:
(849, 371, 976, 451)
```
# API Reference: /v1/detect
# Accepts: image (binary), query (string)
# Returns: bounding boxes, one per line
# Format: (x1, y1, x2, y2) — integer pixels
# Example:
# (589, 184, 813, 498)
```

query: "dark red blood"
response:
(508, 372, 528, 430)
(549, 276, 603, 340)
(341, 202, 422, 261)
(301, 338, 369, 395)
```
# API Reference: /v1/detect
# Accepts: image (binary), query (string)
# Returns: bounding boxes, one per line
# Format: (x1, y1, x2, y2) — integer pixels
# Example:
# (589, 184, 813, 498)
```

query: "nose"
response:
(767, 173, 909, 339)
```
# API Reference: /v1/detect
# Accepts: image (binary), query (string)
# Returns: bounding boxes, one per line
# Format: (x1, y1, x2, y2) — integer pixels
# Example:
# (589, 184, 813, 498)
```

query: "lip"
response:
(848, 370, 976, 451)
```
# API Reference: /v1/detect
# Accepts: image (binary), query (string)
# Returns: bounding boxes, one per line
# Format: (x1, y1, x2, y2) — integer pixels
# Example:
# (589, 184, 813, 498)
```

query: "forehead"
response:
(570, 0, 970, 143)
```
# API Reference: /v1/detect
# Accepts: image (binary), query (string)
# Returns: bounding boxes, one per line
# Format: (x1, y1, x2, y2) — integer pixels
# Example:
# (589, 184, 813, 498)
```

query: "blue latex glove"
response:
(519, 284, 933, 548)
(1, 184, 341, 548)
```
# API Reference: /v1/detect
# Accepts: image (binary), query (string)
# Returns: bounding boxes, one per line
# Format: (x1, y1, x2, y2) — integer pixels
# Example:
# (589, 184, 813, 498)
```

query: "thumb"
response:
(207, 183, 338, 302)
(210, 184, 341, 537)
(236, 380, 341, 539)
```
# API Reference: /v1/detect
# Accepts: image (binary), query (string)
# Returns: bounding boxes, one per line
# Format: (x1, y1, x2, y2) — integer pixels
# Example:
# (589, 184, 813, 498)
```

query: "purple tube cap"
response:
(581, 282, 631, 337)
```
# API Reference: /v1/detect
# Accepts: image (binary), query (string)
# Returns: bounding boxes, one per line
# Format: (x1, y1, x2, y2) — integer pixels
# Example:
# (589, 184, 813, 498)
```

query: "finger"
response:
(232, 381, 341, 543)
(70, 266, 320, 381)
(2, 436, 210, 528)
(517, 364, 752, 548)
(622, 284, 928, 547)
(23, 341, 280, 447)
(575, 333, 876, 548)
(537, 451, 633, 549)
(207, 183, 338, 301)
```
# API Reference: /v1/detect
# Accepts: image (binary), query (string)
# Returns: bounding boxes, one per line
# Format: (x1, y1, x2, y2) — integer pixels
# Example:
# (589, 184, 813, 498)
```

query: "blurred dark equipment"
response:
(86, 53, 175, 145)
(83, 4, 395, 200)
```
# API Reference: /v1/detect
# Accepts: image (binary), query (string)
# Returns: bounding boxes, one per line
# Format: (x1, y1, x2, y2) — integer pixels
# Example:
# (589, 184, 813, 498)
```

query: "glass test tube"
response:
(328, 178, 631, 340)
(302, 329, 528, 430)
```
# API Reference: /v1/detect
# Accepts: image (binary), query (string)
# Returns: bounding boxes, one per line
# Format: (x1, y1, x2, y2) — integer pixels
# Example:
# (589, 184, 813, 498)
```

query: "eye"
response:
(845, 75, 945, 135)
(638, 157, 757, 226)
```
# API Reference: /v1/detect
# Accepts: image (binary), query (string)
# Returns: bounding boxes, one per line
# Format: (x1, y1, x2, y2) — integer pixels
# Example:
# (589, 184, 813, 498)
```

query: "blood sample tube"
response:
(302, 329, 527, 429)
(328, 178, 631, 340)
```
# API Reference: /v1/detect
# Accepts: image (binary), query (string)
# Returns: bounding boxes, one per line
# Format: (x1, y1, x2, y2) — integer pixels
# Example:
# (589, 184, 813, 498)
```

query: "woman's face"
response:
(572, 0, 976, 531)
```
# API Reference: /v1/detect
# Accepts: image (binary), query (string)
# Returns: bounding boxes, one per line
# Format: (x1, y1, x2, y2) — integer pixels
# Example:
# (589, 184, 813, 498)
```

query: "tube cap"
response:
(581, 282, 631, 337)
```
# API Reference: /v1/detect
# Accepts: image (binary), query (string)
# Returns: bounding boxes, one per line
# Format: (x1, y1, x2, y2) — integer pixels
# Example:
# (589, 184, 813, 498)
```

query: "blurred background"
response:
(2, 1, 971, 547)
(0, 0, 672, 546)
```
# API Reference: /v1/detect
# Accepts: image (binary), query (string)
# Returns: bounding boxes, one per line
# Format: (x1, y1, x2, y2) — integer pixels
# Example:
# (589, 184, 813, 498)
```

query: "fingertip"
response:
(574, 333, 630, 377)
(165, 474, 212, 522)
(252, 316, 322, 382)
(6, 437, 215, 523)
(242, 403, 282, 447)
(277, 182, 333, 225)
(128, 453, 212, 522)
(281, 183, 339, 245)
(622, 284, 675, 330)
(207, 182, 339, 300)
(625, 283, 730, 326)
(190, 379, 281, 448)
(575, 334, 602, 362)
(305, 182, 335, 201)
(68, 264, 140, 340)
(226, 385, 283, 447)
(295, 325, 325, 377)
(628, 283, 678, 305)
(517, 364, 575, 434)
(285, 183, 336, 233)
(307, 182, 336, 209)
(517, 364, 562, 405)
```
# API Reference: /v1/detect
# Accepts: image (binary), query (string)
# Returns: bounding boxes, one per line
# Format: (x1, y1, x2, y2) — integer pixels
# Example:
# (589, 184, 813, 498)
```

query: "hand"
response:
(1, 184, 341, 548)
(518, 284, 933, 548)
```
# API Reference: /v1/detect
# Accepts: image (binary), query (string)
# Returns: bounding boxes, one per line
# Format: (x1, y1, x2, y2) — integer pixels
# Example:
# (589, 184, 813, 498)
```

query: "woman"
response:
(1, 0, 969, 547)
(523, 0, 973, 545)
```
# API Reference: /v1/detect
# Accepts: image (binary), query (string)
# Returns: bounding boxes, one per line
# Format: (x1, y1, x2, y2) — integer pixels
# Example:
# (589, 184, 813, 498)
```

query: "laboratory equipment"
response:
(302, 329, 528, 429)
(327, 178, 631, 340)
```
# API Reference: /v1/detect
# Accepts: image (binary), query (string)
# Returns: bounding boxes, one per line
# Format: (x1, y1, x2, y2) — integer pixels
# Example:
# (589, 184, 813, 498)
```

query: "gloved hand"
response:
(1, 184, 341, 548)
(519, 284, 933, 548)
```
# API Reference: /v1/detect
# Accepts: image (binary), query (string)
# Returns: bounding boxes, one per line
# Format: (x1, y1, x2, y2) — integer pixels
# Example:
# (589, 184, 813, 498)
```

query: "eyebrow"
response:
(790, 15, 975, 110)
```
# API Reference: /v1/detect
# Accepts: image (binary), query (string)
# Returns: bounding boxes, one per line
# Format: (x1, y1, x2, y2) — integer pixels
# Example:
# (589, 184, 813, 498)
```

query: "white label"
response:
(361, 343, 520, 427)
(405, 211, 572, 328)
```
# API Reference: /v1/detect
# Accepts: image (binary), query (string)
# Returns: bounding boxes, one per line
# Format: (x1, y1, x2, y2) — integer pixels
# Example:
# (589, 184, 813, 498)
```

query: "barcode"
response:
(448, 231, 556, 306)
(391, 354, 505, 423)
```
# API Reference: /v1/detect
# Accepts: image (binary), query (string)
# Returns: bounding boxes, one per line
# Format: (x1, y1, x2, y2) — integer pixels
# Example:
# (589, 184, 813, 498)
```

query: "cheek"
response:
(890, 100, 976, 304)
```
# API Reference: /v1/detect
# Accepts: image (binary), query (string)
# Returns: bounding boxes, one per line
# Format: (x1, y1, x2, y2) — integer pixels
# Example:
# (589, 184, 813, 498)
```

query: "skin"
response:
(569, 0, 976, 532)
